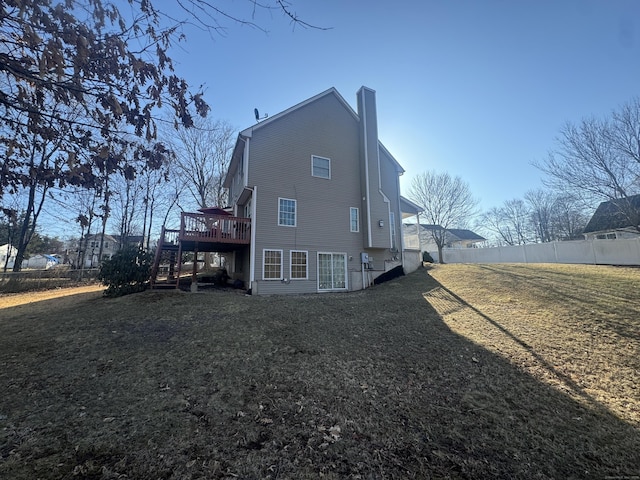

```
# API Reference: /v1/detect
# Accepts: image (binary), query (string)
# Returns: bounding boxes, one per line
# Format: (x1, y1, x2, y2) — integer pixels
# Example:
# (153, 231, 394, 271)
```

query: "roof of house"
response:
(446, 229, 486, 242)
(224, 87, 404, 187)
(400, 196, 423, 218)
(403, 224, 485, 242)
(583, 194, 640, 233)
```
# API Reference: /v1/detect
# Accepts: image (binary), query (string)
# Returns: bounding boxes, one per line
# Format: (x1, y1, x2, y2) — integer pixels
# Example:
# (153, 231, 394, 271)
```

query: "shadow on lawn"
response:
(0, 271, 639, 479)
(476, 264, 640, 341)
(423, 283, 603, 411)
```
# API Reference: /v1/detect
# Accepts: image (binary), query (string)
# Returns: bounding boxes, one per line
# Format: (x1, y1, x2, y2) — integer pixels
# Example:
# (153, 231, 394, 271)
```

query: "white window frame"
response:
(290, 250, 308, 280)
(262, 249, 283, 280)
(350, 207, 360, 233)
(278, 198, 297, 227)
(311, 155, 331, 179)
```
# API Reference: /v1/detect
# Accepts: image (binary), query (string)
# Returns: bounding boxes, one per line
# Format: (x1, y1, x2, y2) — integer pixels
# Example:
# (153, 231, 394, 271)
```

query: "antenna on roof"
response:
(254, 108, 268, 122)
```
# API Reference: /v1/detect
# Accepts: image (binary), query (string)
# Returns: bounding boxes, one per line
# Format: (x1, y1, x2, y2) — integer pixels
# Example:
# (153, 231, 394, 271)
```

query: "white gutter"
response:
(249, 185, 257, 289)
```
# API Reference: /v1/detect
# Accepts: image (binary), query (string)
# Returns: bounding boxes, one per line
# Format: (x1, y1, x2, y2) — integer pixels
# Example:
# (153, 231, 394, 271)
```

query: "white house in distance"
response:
(582, 195, 640, 240)
(0, 243, 17, 269)
(403, 223, 486, 253)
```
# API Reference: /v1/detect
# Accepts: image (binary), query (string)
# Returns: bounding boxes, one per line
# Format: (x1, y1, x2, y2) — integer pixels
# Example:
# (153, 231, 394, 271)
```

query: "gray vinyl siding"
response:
(248, 92, 367, 294)
(379, 146, 403, 254)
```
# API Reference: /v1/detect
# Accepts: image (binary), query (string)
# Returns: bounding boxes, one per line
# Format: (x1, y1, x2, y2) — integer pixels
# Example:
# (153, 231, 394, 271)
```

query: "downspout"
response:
(249, 185, 257, 290)
(416, 213, 422, 253)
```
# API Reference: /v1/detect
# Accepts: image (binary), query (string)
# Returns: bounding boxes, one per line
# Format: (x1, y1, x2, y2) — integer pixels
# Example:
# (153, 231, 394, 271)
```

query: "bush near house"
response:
(422, 250, 435, 263)
(98, 246, 152, 297)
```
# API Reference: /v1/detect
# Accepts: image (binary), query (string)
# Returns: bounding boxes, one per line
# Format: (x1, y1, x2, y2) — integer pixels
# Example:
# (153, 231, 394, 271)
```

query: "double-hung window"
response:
(290, 250, 308, 280)
(350, 207, 359, 233)
(278, 198, 296, 227)
(263, 249, 282, 280)
(311, 155, 331, 179)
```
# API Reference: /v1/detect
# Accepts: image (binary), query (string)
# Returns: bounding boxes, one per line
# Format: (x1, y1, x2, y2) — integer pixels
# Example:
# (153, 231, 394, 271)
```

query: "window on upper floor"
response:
(263, 249, 283, 280)
(350, 207, 359, 233)
(312, 155, 331, 179)
(278, 198, 296, 227)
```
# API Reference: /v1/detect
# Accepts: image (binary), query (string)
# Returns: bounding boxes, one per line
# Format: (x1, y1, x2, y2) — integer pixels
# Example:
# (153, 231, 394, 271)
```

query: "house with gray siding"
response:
(221, 86, 410, 294)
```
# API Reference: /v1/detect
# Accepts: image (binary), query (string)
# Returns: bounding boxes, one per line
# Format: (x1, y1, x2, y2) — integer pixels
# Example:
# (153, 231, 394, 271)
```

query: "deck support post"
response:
(191, 246, 199, 292)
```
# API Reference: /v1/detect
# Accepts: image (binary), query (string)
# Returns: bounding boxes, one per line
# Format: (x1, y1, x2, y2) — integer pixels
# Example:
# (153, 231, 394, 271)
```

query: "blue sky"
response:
(169, 0, 640, 212)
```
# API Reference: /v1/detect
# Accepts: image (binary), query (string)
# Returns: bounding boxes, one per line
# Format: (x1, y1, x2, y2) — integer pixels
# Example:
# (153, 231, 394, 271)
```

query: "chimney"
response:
(357, 87, 388, 248)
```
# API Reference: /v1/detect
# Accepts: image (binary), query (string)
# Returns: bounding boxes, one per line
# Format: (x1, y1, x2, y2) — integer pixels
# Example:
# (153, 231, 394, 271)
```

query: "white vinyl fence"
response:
(428, 238, 640, 266)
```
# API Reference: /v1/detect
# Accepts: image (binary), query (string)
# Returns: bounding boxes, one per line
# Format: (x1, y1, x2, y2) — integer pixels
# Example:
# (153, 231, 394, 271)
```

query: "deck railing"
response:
(179, 212, 251, 244)
(159, 227, 180, 246)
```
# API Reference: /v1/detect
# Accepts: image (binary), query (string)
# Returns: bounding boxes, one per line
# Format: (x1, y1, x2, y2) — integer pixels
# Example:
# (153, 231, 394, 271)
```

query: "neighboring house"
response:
(1, 243, 17, 269)
(403, 224, 486, 252)
(70, 233, 146, 268)
(22, 254, 60, 269)
(583, 195, 640, 240)
(217, 86, 412, 295)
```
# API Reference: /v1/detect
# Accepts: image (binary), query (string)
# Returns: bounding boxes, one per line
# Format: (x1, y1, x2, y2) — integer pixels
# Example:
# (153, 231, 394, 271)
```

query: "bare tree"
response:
(164, 117, 235, 210)
(1, 0, 319, 268)
(524, 189, 557, 243)
(480, 199, 532, 246)
(407, 171, 478, 263)
(535, 97, 640, 231)
(552, 195, 589, 240)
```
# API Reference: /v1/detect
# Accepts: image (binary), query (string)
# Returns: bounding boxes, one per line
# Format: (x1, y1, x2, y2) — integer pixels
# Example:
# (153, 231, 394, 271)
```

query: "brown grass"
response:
(0, 263, 638, 479)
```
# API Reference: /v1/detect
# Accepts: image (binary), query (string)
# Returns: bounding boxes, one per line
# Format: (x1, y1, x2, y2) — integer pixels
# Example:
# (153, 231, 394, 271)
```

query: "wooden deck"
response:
(150, 212, 251, 289)
(178, 212, 250, 252)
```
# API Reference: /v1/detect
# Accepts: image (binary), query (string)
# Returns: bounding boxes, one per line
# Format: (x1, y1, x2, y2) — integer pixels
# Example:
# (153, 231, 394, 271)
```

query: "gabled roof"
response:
(402, 224, 485, 242)
(225, 86, 405, 187)
(446, 229, 486, 242)
(226, 88, 358, 188)
(240, 87, 359, 137)
(583, 194, 640, 233)
(84, 233, 118, 242)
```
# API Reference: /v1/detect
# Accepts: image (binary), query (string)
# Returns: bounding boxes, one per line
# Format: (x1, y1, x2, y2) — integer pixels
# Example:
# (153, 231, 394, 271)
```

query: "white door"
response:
(317, 253, 347, 291)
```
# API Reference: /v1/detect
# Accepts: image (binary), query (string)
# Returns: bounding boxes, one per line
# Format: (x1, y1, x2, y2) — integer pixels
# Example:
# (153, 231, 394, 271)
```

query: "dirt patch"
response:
(0, 285, 104, 309)
(0, 266, 638, 479)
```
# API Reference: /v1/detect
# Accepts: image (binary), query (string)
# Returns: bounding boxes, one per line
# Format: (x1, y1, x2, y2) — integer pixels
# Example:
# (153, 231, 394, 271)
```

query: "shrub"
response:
(422, 251, 435, 263)
(98, 247, 152, 297)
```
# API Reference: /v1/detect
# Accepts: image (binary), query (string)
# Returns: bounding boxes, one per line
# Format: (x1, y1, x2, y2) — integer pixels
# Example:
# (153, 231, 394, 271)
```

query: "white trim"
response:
(378, 141, 404, 175)
(350, 207, 360, 233)
(317, 252, 348, 292)
(290, 250, 309, 280)
(243, 136, 250, 187)
(311, 155, 331, 179)
(262, 248, 283, 280)
(278, 197, 297, 227)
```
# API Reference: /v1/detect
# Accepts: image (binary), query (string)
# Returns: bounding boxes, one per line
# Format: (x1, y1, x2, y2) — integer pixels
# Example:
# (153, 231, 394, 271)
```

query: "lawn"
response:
(0, 263, 638, 479)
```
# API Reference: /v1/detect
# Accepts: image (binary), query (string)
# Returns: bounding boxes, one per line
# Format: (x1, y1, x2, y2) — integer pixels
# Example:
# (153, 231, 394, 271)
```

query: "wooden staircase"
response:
(149, 226, 181, 289)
